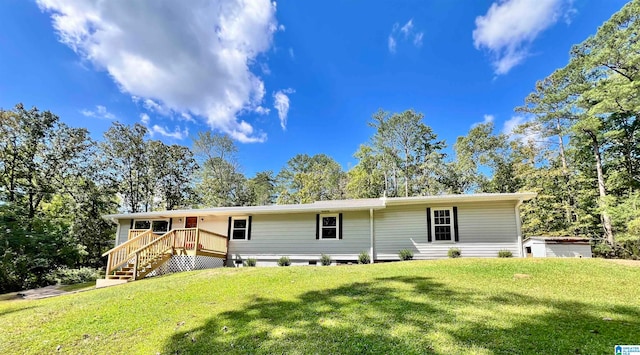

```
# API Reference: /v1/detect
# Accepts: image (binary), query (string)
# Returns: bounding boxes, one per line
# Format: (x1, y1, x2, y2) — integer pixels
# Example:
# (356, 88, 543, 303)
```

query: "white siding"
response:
(117, 219, 131, 246)
(228, 211, 371, 262)
(531, 241, 547, 257)
(374, 202, 519, 260)
(198, 215, 230, 235)
(545, 244, 592, 258)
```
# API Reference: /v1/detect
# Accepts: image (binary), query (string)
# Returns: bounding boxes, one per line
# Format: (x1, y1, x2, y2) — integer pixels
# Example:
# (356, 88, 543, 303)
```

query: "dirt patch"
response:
(606, 259, 640, 267)
(513, 273, 531, 279)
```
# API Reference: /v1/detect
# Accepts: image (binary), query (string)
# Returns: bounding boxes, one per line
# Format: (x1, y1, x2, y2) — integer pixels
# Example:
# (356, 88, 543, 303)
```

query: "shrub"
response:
(358, 251, 371, 264)
(498, 250, 513, 258)
(320, 254, 332, 266)
(398, 249, 414, 261)
(49, 267, 103, 285)
(447, 248, 461, 258)
(277, 256, 291, 267)
(592, 242, 614, 258)
(244, 258, 257, 267)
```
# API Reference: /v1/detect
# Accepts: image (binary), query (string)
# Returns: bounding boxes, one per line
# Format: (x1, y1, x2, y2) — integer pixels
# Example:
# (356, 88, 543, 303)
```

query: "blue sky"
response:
(0, 0, 629, 176)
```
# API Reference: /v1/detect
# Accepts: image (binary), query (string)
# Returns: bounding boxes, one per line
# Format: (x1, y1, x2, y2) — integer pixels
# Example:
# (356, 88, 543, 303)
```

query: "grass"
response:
(58, 281, 96, 293)
(1, 258, 639, 354)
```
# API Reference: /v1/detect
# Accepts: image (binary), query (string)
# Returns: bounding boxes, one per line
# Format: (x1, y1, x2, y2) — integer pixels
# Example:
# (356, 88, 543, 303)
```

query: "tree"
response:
(193, 131, 247, 207)
(246, 171, 276, 205)
(346, 145, 385, 199)
(369, 109, 444, 197)
(101, 122, 149, 213)
(276, 154, 346, 204)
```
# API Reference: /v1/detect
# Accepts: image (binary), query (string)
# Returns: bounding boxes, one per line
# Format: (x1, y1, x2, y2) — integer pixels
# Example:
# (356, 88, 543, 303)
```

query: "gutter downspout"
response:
(370, 208, 375, 264)
(112, 218, 120, 248)
(515, 200, 524, 257)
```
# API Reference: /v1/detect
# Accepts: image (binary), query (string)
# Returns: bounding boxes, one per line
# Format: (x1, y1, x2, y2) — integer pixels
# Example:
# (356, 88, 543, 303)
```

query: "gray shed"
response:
(522, 237, 592, 258)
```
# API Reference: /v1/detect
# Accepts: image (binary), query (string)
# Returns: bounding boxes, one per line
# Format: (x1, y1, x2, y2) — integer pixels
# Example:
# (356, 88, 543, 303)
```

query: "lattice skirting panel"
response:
(146, 255, 224, 278)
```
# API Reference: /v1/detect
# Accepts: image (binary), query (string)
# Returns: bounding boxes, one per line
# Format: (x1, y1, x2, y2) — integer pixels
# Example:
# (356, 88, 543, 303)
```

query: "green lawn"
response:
(1, 259, 638, 354)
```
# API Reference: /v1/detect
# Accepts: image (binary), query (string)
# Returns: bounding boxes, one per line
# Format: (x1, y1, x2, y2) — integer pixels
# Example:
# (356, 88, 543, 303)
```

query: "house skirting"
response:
(146, 255, 224, 277)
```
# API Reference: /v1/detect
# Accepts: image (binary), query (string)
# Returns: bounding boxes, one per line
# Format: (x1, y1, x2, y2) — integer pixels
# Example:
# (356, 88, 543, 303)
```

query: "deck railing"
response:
(130, 228, 228, 280)
(103, 229, 156, 276)
(128, 229, 149, 240)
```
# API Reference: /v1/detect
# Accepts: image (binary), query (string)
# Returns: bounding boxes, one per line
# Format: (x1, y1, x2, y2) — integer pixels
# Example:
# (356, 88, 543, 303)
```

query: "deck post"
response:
(194, 228, 200, 252)
(132, 252, 139, 281)
(106, 253, 113, 276)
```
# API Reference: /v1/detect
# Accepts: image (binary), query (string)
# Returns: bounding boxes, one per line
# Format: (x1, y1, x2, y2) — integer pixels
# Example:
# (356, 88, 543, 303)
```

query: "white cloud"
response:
(400, 19, 414, 38)
(473, 0, 574, 75)
(273, 88, 294, 130)
(289, 47, 295, 59)
(413, 32, 424, 47)
(388, 35, 397, 53)
(38, 0, 279, 143)
(80, 105, 115, 119)
(388, 19, 423, 53)
(502, 115, 543, 145)
(149, 124, 189, 140)
(255, 106, 271, 115)
(471, 114, 495, 128)
(140, 113, 150, 125)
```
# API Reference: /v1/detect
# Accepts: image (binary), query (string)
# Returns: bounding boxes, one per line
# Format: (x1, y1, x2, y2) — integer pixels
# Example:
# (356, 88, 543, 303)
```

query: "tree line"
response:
(2, 1, 639, 292)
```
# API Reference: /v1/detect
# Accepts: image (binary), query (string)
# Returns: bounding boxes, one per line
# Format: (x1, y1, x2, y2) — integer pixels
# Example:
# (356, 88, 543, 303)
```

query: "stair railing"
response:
(103, 229, 156, 276)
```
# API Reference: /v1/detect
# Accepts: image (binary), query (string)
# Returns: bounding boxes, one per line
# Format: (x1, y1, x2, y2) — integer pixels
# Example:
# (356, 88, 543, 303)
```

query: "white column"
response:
(369, 208, 375, 263)
(515, 201, 523, 257)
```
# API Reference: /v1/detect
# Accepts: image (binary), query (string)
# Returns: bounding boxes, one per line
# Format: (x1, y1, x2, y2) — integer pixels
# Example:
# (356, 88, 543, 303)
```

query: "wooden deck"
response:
(102, 227, 228, 283)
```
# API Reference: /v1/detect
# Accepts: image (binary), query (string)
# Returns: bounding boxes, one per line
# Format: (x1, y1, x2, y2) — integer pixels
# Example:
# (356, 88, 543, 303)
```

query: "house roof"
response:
(103, 192, 536, 221)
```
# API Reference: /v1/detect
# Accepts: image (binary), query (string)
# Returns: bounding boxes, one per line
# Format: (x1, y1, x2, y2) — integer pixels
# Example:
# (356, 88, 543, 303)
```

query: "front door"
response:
(185, 216, 198, 228)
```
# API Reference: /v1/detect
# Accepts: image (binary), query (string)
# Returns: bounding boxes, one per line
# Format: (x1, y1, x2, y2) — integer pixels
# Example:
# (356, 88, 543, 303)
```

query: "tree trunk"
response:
(586, 130, 614, 244)
(556, 118, 574, 227)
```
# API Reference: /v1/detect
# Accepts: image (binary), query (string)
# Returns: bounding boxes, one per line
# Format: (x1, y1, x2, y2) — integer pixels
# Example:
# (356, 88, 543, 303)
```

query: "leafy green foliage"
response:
(319, 254, 332, 266)
(447, 248, 461, 258)
(243, 258, 257, 267)
(398, 249, 414, 260)
(276, 154, 346, 204)
(368, 109, 445, 197)
(277, 256, 291, 267)
(498, 250, 513, 258)
(358, 251, 371, 264)
(46, 267, 103, 285)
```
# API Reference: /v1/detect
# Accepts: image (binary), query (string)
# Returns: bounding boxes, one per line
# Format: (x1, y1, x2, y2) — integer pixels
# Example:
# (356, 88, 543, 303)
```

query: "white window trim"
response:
(431, 208, 455, 243)
(133, 218, 170, 233)
(231, 216, 249, 241)
(319, 213, 340, 240)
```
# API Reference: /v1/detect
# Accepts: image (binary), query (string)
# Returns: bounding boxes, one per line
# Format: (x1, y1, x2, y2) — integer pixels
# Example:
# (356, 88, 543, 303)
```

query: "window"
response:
(133, 219, 169, 234)
(133, 220, 150, 230)
(432, 208, 454, 241)
(231, 217, 248, 240)
(320, 214, 340, 239)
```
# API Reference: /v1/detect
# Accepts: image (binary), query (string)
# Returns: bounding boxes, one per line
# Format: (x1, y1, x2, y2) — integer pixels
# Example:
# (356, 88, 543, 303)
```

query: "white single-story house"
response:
(522, 237, 592, 258)
(97, 193, 535, 287)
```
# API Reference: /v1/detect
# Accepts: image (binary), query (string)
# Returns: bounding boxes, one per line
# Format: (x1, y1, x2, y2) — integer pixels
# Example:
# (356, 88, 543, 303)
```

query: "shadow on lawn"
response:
(163, 275, 640, 354)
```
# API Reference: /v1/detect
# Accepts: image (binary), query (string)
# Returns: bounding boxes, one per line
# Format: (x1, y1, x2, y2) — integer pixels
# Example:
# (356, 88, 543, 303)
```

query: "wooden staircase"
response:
(99, 227, 228, 286)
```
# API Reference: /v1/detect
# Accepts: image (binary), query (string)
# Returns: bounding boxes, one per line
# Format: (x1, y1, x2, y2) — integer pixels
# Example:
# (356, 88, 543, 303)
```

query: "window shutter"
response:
(227, 217, 232, 240)
(315, 214, 320, 239)
(338, 213, 343, 239)
(168, 218, 172, 231)
(453, 206, 459, 242)
(247, 216, 252, 240)
(426, 208, 432, 242)
(130, 219, 133, 229)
